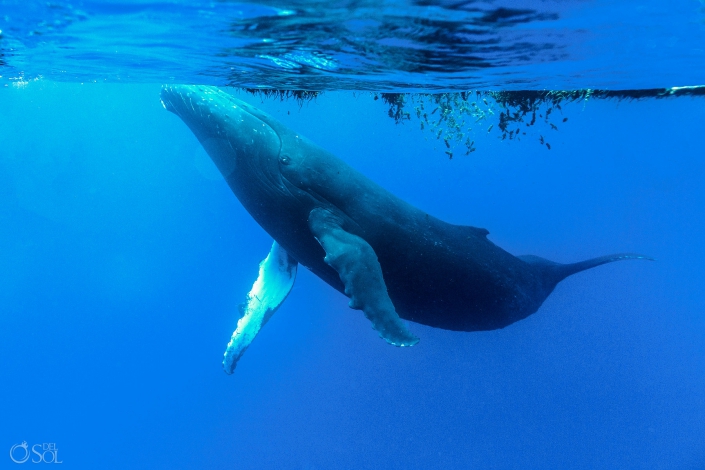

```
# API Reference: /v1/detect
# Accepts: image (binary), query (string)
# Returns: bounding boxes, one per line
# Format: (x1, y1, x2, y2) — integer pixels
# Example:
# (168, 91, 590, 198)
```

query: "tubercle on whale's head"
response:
(160, 85, 283, 184)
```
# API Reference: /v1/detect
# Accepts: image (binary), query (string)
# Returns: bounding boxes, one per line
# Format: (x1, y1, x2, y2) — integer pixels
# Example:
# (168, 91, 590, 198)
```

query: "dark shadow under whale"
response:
(160, 85, 651, 372)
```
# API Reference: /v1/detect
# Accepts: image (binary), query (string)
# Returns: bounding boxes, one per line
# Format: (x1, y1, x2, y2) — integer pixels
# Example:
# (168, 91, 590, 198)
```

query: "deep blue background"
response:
(1, 83, 704, 469)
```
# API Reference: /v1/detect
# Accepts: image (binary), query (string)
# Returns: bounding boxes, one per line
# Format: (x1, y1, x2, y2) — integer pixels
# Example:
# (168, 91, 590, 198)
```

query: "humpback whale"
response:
(161, 85, 650, 374)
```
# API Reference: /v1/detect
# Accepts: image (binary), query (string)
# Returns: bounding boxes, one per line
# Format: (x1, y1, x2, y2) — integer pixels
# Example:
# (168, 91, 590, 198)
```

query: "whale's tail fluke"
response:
(556, 253, 654, 281)
(519, 252, 653, 287)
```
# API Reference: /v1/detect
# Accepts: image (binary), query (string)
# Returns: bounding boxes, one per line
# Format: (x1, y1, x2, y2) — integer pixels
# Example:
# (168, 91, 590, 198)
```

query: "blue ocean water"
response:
(1, 1, 705, 469)
(1, 0, 705, 89)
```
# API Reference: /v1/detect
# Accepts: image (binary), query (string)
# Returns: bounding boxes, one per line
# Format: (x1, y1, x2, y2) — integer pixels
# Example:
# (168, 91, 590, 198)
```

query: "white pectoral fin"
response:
(222, 241, 297, 374)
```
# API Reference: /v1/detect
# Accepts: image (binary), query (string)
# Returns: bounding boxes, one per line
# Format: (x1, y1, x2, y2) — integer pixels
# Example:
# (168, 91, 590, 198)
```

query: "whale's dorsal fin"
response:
(222, 241, 298, 374)
(308, 208, 419, 347)
(462, 225, 489, 238)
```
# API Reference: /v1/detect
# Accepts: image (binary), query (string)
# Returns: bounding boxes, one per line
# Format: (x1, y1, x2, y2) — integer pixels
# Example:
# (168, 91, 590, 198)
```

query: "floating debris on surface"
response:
(377, 86, 705, 155)
(373, 92, 494, 156)
(237, 85, 705, 156)
(376, 93, 410, 122)
(379, 91, 546, 154)
(242, 88, 321, 106)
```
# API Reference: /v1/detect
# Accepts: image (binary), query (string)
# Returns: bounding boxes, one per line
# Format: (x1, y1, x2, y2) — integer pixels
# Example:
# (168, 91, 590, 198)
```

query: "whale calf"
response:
(161, 85, 650, 373)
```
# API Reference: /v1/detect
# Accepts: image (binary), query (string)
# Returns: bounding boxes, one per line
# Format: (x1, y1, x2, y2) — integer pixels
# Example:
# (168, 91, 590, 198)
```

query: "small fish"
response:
(550, 123, 558, 130)
(487, 124, 493, 133)
(444, 139, 450, 148)
(546, 143, 551, 150)
(562, 117, 568, 122)
(540, 135, 545, 144)
(445, 150, 453, 159)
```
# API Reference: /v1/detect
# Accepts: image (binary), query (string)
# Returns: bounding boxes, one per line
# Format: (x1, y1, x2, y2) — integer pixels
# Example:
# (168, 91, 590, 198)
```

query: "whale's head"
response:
(161, 85, 343, 241)
(160, 85, 291, 197)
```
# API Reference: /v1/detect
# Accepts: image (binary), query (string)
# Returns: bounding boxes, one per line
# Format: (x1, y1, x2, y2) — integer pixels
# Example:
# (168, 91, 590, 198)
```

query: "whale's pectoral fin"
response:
(222, 241, 298, 374)
(308, 208, 419, 347)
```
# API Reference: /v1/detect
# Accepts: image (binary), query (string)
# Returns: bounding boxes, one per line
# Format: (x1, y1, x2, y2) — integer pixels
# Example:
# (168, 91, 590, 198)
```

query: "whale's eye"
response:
(279, 155, 291, 165)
